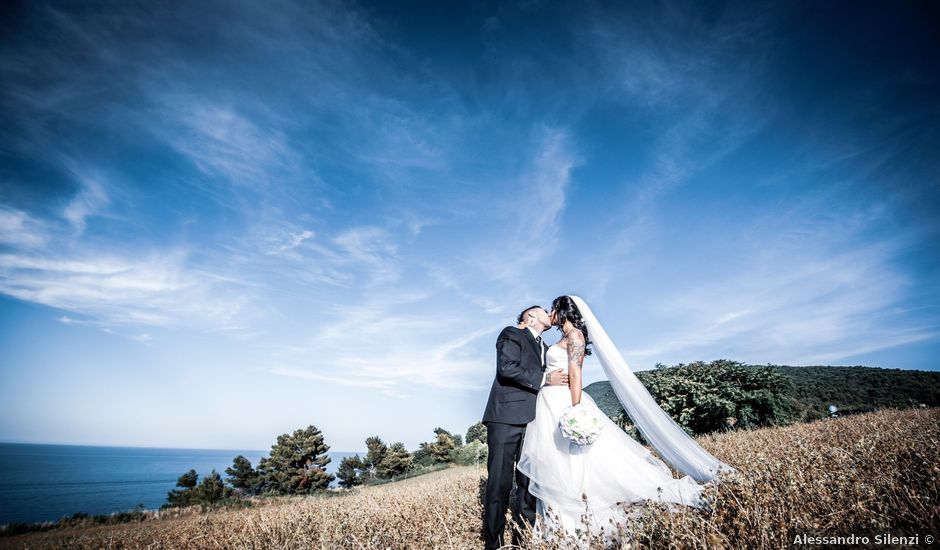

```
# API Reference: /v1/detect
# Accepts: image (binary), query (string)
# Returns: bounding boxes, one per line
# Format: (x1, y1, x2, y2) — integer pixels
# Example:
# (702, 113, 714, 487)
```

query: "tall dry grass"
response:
(2, 407, 936, 549)
(526, 406, 938, 549)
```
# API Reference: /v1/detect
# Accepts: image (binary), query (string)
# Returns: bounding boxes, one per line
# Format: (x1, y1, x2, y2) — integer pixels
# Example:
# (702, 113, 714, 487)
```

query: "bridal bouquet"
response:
(559, 403, 604, 445)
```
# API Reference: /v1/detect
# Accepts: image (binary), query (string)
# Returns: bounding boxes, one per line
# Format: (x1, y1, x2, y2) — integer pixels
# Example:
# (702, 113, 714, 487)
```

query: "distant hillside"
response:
(585, 364, 940, 423)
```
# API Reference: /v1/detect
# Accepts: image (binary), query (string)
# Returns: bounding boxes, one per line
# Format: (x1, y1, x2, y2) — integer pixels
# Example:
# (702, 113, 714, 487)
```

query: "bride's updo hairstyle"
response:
(551, 295, 592, 356)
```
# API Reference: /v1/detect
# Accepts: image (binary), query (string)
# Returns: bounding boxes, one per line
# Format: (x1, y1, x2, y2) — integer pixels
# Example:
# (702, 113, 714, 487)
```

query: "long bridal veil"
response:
(569, 295, 736, 483)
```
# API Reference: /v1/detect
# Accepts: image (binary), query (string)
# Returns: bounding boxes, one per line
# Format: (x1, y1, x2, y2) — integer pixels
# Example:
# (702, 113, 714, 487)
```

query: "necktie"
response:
(535, 335, 543, 366)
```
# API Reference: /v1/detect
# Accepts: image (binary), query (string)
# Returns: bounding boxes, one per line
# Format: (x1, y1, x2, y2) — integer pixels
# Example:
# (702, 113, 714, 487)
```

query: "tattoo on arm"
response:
(567, 332, 585, 368)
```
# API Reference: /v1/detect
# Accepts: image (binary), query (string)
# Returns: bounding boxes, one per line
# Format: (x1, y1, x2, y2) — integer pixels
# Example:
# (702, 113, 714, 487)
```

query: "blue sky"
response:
(1, 0, 938, 452)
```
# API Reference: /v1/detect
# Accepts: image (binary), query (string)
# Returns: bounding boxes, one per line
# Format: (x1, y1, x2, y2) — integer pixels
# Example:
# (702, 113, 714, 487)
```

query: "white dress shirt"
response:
(526, 325, 549, 387)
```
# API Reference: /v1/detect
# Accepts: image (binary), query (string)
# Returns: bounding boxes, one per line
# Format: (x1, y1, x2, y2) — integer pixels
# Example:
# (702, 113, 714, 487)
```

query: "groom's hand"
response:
(547, 371, 569, 386)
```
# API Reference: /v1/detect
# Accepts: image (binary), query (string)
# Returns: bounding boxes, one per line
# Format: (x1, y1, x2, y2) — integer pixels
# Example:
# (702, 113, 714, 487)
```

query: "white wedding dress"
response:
(516, 343, 706, 543)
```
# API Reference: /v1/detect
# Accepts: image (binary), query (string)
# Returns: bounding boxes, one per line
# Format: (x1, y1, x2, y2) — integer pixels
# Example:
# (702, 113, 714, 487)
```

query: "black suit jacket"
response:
(482, 326, 548, 425)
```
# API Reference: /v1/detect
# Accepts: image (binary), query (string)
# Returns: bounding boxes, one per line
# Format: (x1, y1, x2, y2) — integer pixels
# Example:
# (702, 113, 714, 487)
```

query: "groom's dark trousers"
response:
(482, 326, 546, 550)
(484, 422, 537, 549)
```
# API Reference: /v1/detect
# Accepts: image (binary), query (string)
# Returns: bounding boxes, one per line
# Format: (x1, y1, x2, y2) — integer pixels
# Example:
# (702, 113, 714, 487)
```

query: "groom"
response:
(481, 305, 567, 549)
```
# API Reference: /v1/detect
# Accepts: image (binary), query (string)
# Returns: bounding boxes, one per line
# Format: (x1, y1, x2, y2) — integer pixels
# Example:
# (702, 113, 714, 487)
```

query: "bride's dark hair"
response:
(551, 295, 592, 356)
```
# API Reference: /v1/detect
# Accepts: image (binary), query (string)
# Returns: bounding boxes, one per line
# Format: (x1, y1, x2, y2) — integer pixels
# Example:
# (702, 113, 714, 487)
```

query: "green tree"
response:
(450, 440, 488, 466)
(586, 360, 805, 436)
(428, 427, 457, 463)
(177, 469, 198, 489)
(465, 421, 487, 445)
(378, 442, 413, 478)
(257, 424, 334, 494)
(364, 436, 387, 480)
(194, 469, 230, 504)
(411, 443, 434, 468)
(225, 455, 260, 495)
(634, 359, 796, 435)
(165, 469, 198, 508)
(337, 455, 364, 488)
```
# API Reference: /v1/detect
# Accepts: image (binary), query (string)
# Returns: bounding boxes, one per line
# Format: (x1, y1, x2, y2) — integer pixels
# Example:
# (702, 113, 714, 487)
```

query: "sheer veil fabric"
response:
(569, 295, 736, 483)
(514, 296, 736, 543)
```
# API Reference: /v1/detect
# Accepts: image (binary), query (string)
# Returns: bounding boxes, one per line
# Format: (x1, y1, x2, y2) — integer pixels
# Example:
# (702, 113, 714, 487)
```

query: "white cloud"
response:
(316, 236, 396, 284)
(157, 101, 303, 193)
(62, 174, 109, 234)
(0, 207, 48, 248)
(130, 333, 154, 343)
(302, 226, 402, 287)
(0, 248, 249, 330)
(571, 4, 774, 300)
(464, 127, 579, 287)
(529, 129, 577, 239)
(620, 222, 931, 368)
(266, 289, 502, 393)
(264, 229, 315, 256)
(358, 110, 447, 173)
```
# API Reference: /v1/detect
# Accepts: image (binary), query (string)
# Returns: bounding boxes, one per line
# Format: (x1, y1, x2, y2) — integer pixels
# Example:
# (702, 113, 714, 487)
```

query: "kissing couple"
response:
(481, 295, 736, 548)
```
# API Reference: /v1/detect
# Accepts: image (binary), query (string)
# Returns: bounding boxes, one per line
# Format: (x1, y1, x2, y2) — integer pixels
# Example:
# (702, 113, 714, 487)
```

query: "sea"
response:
(0, 442, 360, 525)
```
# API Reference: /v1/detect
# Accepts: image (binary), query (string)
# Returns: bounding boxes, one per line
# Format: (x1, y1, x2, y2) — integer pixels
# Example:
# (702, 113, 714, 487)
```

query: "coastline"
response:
(0, 443, 359, 526)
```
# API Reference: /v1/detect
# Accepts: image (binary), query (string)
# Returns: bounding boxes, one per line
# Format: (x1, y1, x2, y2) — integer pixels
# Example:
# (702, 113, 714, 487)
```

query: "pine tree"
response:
(225, 455, 260, 495)
(177, 469, 198, 488)
(257, 424, 334, 494)
(411, 442, 434, 467)
(428, 427, 457, 463)
(378, 442, 413, 478)
(165, 469, 198, 508)
(364, 436, 387, 480)
(195, 469, 230, 504)
(337, 455, 364, 488)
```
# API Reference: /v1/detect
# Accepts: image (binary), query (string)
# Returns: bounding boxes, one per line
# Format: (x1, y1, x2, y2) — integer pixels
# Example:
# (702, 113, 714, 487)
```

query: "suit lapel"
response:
(521, 327, 542, 363)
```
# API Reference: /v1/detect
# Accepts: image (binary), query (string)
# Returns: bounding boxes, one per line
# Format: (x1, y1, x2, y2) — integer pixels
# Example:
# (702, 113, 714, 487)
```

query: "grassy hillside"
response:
(2, 408, 936, 549)
(777, 365, 940, 416)
(585, 364, 940, 422)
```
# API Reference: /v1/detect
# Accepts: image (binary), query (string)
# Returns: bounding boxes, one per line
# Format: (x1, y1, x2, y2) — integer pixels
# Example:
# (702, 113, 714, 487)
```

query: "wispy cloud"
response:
(620, 209, 935, 368)
(443, 127, 579, 298)
(357, 110, 449, 176)
(331, 227, 401, 286)
(1, 166, 256, 332)
(270, 325, 499, 394)
(0, 248, 248, 329)
(567, 4, 940, 368)
(264, 229, 315, 256)
(569, 6, 775, 299)
(61, 171, 109, 235)
(0, 207, 48, 248)
(265, 287, 503, 394)
(156, 100, 304, 192)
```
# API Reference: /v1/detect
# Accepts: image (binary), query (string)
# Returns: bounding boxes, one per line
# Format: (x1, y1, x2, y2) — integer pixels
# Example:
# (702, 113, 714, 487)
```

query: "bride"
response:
(516, 295, 736, 544)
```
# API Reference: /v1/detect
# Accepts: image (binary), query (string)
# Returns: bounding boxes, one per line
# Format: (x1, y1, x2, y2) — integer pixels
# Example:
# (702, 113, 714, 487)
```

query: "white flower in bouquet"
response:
(559, 403, 604, 445)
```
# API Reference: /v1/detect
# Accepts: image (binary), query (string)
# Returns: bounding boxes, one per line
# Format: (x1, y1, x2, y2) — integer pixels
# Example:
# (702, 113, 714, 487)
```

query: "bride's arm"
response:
(566, 330, 586, 406)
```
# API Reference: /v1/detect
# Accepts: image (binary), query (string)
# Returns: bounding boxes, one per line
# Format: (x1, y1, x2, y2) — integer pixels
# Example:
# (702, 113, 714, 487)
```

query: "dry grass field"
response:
(2, 407, 937, 549)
